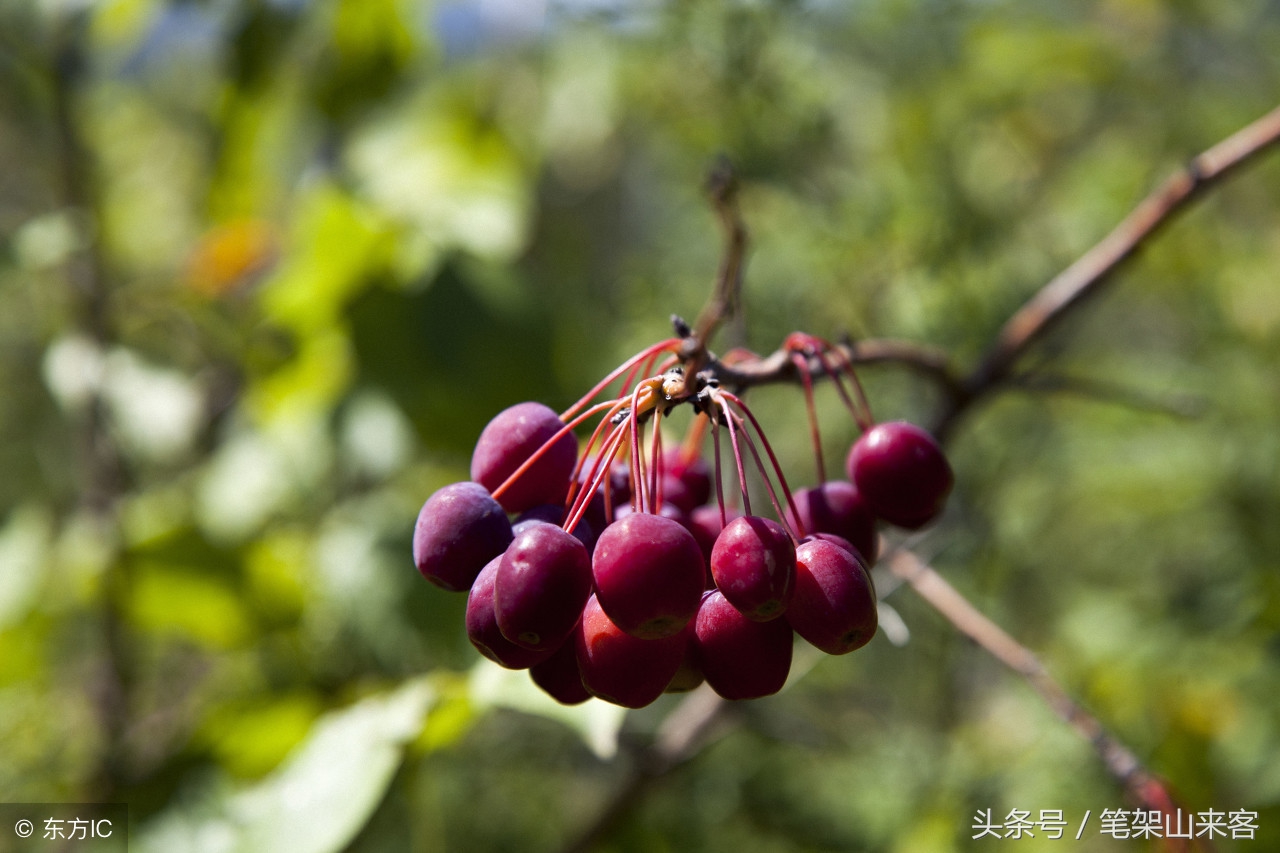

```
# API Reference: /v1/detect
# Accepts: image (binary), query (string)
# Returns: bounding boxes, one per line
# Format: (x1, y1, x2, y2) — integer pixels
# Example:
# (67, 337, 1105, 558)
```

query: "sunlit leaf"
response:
(137, 678, 435, 853)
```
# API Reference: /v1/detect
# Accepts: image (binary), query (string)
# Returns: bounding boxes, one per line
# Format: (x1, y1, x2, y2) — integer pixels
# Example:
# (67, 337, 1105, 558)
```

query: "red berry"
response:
(660, 453, 712, 513)
(495, 523, 592, 651)
(412, 482, 513, 591)
(786, 480, 878, 565)
(466, 557, 554, 669)
(472, 401, 578, 514)
(591, 513, 704, 639)
(688, 505, 742, 568)
(709, 516, 796, 621)
(574, 594, 688, 708)
(787, 538, 878, 655)
(846, 421, 953, 529)
(694, 590, 793, 700)
(529, 640, 591, 705)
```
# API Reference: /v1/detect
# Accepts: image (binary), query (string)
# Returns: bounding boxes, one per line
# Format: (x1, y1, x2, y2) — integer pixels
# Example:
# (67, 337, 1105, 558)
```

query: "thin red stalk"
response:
(718, 391, 804, 537)
(565, 402, 632, 528)
(711, 393, 752, 517)
(629, 382, 650, 514)
(560, 339, 681, 422)
(649, 407, 665, 512)
(564, 421, 630, 535)
(813, 347, 873, 432)
(734, 425, 794, 534)
(817, 345, 876, 431)
(493, 399, 616, 504)
(791, 351, 825, 483)
(710, 414, 727, 527)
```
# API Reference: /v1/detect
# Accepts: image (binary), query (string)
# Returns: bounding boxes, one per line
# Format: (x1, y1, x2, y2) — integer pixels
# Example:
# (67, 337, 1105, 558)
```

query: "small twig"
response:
(700, 338, 963, 400)
(561, 688, 728, 853)
(935, 101, 1280, 439)
(884, 546, 1203, 849)
(687, 156, 748, 368)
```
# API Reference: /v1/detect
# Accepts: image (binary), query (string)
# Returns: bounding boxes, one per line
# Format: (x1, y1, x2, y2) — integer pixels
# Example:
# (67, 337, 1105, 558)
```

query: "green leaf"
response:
(137, 678, 435, 853)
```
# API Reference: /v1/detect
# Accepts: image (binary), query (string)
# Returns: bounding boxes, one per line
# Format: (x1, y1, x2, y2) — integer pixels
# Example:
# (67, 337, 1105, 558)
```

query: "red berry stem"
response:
(566, 396, 631, 496)
(815, 342, 876, 433)
(785, 332, 875, 434)
(709, 408, 729, 528)
(564, 422, 630, 535)
(648, 405, 666, 513)
(790, 350, 826, 484)
(708, 390, 753, 517)
(491, 398, 614, 505)
(559, 338, 682, 422)
(718, 390, 806, 539)
(563, 408, 631, 534)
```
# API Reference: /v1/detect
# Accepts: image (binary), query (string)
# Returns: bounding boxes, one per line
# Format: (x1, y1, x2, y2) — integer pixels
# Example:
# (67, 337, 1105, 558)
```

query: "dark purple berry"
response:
(709, 516, 796, 621)
(787, 538, 877, 655)
(660, 454, 712, 514)
(694, 590, 793, 700)
(529, 640, 591, 705)
(466, 557, 555, 669)
(786, 480, 878, 565)
(472, 401, 578, 514)
(575, 594, 688, 708)
(412, 482, 512, 591)
(846, 421, 953, 529)
(592, 513, 705, 639)
(495, 523, 592, 651)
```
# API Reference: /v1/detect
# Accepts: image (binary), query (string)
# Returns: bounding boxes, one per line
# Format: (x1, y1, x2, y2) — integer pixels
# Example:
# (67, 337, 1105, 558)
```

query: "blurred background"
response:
(1, 0, 1279, 850)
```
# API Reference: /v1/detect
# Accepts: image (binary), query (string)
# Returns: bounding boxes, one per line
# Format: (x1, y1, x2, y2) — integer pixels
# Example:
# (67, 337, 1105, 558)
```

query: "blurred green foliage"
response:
(1, 0, 1279, 850)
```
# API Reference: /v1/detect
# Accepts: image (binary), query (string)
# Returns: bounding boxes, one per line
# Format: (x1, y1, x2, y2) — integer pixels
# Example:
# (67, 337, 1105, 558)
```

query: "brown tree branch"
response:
(935, 102, 1280, 438)
(884, 546, 1209, 853)
(685, 156, 748, 371)
(561, 687, 729, 853)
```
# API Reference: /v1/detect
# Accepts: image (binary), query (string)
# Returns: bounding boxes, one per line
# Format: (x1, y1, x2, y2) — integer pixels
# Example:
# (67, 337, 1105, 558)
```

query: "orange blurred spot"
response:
(186, 220, 279, 297)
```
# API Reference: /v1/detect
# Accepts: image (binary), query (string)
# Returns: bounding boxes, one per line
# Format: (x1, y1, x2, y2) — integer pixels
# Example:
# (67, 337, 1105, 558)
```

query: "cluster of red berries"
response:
(412, 336, 953, 708)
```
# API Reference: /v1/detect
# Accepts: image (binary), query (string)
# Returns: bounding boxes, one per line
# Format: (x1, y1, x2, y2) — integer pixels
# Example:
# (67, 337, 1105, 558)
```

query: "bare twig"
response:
(686, 156, 748, 370)
(934, 102, 1280, 438)
(561, 688, 729, 853)
(884, 546, 1208, 853)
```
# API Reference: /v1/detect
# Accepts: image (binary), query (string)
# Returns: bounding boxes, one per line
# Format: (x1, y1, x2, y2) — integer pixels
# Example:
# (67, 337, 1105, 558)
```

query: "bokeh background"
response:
(1, 1, 1279, 850)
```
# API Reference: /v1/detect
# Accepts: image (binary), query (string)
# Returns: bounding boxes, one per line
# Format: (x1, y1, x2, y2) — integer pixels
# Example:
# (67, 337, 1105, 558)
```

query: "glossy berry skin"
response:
(512, 508, 596, 551)
(574, 594, 688, 708)
(688, 505, 743, 584)
(787, 538, 878, 655)
(529, 640, 591, 705)
(592, 513, 705, 639)
(466, 557, 554, 669)
(413, 482, 513, 591)
(846, 421, 953, 529)
(709, 516, 796, 621)
(786, 480, 878, 565)
(472, 401, 578, 514)
(495, 523, 592, 651)
(694, 590, 793, 700)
